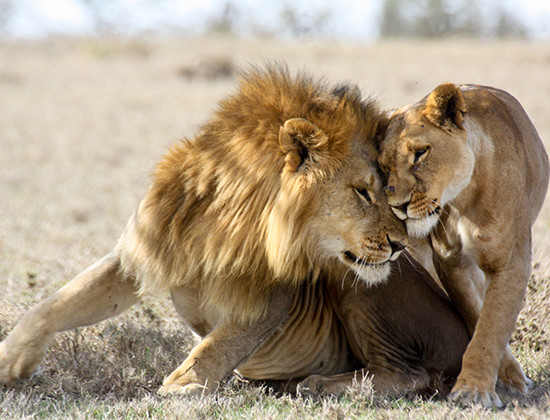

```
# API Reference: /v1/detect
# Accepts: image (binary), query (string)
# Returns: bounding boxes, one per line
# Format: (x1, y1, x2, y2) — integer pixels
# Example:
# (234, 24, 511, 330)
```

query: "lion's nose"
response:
(388, 237, 406, 254)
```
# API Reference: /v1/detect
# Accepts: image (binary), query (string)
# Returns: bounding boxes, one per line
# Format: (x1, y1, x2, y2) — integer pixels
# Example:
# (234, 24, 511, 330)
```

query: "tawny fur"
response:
(118, 65, 400, 323)
(379, 83, 549, 407)
(1, 66, 412, 395)
(237, 258, 469, 396)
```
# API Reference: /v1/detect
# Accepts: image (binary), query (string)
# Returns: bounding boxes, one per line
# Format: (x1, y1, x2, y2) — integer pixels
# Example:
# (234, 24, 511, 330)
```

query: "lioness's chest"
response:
(433, 211, 484, 263)
(456, 217, 481, 259)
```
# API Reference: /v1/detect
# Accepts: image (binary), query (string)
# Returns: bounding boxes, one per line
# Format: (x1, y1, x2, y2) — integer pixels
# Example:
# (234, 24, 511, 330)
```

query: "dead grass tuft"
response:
(513, 269, 550, 352)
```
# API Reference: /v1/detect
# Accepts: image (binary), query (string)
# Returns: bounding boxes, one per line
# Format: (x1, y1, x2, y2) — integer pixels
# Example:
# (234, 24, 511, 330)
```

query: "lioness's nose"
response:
(395, 202, 408, 214)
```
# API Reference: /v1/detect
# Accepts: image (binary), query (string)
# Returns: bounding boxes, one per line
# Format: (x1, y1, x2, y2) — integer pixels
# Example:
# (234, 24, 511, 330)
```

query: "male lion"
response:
(0, 66, 468, 398)
(0, 65, 405, 394)
(378, 83, 549, 407)
(238, 262, 468, 397)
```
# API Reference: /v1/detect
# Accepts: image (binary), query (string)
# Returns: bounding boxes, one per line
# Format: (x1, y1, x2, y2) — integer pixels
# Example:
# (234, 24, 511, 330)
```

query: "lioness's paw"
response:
(449, 384, 503, 408)
(498, 356, 532, 394)
(157, 383, 211, 398)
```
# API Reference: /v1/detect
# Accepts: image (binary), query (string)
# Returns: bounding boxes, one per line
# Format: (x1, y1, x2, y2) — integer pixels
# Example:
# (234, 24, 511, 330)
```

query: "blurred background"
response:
(0, 0, 549, 279)
(1, 0, 549, 40)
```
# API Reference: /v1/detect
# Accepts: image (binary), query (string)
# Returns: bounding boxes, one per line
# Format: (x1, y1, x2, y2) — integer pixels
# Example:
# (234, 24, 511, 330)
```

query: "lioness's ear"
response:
(279, 118, 328, 172)
(422, 83, 467, 131)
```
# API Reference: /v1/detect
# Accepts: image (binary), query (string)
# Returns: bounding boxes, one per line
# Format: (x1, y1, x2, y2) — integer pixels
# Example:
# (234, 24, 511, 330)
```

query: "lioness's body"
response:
(379, 84, 549, 407)
(2, 66, 419, 395)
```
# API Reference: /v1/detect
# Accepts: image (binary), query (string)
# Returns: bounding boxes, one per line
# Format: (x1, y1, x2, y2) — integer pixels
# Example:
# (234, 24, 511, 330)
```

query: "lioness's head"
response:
(378, 83, 475, 237)
(267, 96, 407, 286)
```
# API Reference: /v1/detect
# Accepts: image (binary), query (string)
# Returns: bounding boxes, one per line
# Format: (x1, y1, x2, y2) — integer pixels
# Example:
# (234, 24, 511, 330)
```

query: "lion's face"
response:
(268, 118, 407, 286)
(378, 84, 474, 238)
(312, 143, 407, 284)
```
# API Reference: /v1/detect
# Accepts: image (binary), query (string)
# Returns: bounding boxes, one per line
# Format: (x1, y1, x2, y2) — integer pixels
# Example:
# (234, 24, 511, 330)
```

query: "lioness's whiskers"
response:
(400, 250, 426, 276)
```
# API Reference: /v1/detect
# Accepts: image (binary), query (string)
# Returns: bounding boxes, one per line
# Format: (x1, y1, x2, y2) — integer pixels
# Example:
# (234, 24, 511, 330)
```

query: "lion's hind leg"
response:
(298, 365, 430, 397)
(0, 252, 138, 384)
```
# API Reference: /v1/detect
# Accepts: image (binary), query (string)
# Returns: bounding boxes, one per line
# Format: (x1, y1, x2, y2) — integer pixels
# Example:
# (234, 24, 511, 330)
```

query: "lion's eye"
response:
(413, 147, 429, 164)
(354, 187, 372, 206)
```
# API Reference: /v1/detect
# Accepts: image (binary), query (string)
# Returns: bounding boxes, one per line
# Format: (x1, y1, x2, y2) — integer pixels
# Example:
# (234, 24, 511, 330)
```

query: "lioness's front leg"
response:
(0, 253, 138, 384)
(450, 258, 530, 407)
(433, 237, 531, 407)
(158, 287, 293, 397)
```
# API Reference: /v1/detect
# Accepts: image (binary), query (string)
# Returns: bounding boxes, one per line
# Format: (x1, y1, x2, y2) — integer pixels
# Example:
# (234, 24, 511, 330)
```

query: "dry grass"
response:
(1, 35, 550, 418)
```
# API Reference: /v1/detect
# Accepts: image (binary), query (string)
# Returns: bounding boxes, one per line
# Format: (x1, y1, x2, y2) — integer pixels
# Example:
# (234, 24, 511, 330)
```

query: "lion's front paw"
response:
(157, 382, 211, 398)
(0, 339, 40, 385)
(159, 365, 217, 398)
(449, 379, 503, 408)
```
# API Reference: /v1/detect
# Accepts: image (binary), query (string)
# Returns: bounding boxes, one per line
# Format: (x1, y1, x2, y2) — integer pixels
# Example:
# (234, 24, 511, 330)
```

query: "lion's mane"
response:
(118, 65, 383, 322)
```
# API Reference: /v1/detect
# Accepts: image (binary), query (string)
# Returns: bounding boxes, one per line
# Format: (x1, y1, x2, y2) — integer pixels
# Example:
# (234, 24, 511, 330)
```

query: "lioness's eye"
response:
(413, 147, 429, 164)
(354, 187, 372, 205)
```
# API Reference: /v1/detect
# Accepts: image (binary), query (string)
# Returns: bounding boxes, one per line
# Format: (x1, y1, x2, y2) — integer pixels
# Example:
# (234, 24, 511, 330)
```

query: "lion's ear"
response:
(374, 113, 390, 150)
(422, 83, 467, 131)
(279, 118, 328, 172)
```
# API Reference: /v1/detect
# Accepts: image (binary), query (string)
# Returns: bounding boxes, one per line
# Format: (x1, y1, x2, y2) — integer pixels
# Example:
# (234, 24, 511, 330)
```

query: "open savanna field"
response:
(1, 36, 549, 419)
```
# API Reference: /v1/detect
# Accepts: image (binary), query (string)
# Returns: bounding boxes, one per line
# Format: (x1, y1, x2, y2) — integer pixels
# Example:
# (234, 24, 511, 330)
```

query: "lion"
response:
(378, 83, 550, 407)
(0, 66, 468, 398)
(0, 65, 405, 394)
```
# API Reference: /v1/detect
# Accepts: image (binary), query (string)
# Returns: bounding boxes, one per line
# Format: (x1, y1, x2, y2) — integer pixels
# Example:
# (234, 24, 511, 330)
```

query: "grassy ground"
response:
(1, 36, 549, 419)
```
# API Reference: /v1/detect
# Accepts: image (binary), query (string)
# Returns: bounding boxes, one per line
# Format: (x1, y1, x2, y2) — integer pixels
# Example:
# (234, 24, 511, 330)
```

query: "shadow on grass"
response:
(1, 311, 549, 418)
(3, 315, 196, 401)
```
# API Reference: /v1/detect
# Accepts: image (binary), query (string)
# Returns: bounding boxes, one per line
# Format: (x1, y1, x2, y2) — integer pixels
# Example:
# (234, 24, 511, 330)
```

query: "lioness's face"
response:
(311, 139, 408, 284)
(378, 104, 474, 238)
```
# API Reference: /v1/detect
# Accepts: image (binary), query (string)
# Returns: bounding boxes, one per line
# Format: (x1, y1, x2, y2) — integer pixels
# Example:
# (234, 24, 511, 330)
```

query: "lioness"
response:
(378, 83, 549, 407)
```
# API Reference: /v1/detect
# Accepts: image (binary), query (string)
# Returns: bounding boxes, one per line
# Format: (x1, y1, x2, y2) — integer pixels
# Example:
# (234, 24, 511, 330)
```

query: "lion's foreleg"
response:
(158, 287, 293, 397)
(0, 252, 138, 384)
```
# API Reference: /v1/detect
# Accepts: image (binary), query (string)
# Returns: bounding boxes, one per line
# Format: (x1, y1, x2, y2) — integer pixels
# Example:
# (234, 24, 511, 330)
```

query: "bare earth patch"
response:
(1, 36, 549, 419)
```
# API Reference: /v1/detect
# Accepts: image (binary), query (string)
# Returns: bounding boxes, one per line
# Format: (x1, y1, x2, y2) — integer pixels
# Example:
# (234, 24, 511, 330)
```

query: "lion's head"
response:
(123, 65, 407, 320)
(269, 115, 407, 286)
(378, 83, 475, 237)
